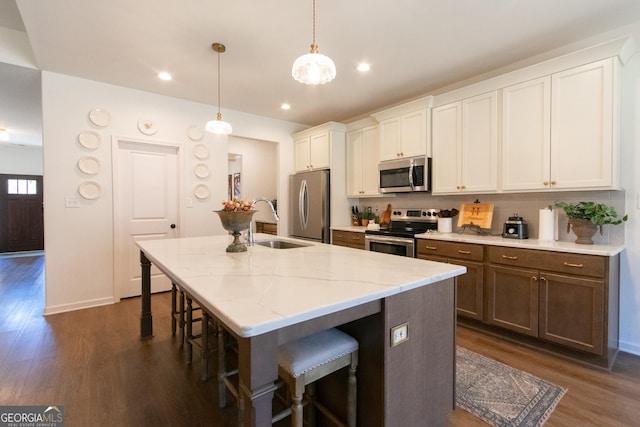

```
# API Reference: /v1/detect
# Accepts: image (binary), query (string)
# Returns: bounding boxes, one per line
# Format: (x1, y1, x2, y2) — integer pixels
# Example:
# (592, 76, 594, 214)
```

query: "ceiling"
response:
(2, 0, 640, 147)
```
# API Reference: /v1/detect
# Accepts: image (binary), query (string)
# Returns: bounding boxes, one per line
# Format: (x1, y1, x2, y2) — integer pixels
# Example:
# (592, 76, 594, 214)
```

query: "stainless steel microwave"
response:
(378, 156, 431, 193)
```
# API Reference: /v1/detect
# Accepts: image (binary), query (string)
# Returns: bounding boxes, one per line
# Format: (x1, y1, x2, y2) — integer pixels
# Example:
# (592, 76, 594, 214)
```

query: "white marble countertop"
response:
(137, 234, 466, 338)
(415, 231, 624, 256)
(331, 225, 367, 233)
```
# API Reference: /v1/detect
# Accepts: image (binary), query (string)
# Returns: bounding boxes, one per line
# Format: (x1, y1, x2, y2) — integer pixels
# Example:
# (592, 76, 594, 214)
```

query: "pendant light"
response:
(292, 0, 336, 85)
(205, 42, 232, 134)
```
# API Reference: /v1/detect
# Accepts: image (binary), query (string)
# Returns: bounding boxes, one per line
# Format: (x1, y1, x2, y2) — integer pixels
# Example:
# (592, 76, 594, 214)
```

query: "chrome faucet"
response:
(248, 198, 279, 244)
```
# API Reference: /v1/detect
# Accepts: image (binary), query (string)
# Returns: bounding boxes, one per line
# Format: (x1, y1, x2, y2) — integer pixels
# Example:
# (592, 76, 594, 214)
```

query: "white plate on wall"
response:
(78, 156, 100, 175)
(193, 184, 209, 199)
(78, 181, 101, 200)
(78, 131, 101, 150)
(187, 126, 204, 141)
(193, 144, 209, 160)
(194, 163, 210, 178)
(137, 119, 157, 135)
(88, 108, 111, 127)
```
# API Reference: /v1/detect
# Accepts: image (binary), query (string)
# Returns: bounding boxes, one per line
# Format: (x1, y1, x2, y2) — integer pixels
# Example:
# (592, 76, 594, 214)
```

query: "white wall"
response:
(41, 71, 304, 314)
(619, 51, 640, 355)
(0, 144, 42, 175)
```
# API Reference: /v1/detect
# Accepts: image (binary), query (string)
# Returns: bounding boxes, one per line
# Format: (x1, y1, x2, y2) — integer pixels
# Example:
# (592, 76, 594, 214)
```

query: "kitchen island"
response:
(137, 234, 466, 426)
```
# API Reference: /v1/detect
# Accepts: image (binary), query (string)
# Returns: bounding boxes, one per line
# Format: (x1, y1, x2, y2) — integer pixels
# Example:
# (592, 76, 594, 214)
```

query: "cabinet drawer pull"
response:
(352, 236, 360, 240)
(424, 246, 438, 250)
(502, 255, 518, 260)
(563, 262, 584, 268)
(457, 250, 471, 254)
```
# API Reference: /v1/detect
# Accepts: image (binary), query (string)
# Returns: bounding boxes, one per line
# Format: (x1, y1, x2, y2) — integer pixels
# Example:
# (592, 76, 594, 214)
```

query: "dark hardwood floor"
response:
(1, 253, 639, 426)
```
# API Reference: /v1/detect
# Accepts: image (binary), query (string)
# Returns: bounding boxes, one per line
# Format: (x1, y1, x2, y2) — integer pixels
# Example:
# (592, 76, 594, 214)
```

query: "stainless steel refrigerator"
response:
(290, 170, 330, 243)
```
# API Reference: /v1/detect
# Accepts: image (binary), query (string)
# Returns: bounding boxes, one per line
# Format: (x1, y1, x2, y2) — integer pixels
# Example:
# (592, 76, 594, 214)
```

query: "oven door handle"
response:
(365, 235, 414, 245)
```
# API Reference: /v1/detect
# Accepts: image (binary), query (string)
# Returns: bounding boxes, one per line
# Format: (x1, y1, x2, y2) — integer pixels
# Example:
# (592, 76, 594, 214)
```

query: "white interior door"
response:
(113, 139, 180, 299)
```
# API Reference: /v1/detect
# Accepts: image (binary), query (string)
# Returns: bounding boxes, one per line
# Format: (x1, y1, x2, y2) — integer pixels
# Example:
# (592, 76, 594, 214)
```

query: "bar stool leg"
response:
(178, 290, 185, 347)
(347, 356, 358, 427)
(170, 283, 177, 336)
(201, 311, 210, 381)
(292, 390, 304, 427)
(217, 324, 227, 408)
(186, 297, 193, 365)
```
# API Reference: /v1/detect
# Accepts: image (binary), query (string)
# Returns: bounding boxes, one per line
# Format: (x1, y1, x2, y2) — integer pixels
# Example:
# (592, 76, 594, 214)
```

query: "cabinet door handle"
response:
(543, 181, 549, 185)
(550, 180, 557, 185)
(563, 262, 584, 268)
(502, 255, 518, 260)
(424, 246, 438, 250)
(531, 276, 538, 282)
(458, 250, 471, 254)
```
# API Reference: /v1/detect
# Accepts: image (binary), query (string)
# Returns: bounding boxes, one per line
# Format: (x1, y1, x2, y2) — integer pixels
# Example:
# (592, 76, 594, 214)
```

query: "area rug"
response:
(456, 346, 567, 427)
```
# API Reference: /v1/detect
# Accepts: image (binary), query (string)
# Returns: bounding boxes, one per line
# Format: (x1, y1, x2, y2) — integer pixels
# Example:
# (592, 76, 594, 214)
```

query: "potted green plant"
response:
(555, 201, 627, 244)
(358, 211, 375, 227)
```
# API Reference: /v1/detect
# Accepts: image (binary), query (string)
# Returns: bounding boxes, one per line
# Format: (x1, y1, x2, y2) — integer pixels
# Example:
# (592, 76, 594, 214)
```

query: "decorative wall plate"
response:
(78, 181, 101, 200)
(88, 108, 111, 127)
(77, 156, 100, 175)
(193, 184, 210, 199)
(193, 144, 209, 159)
(187, 126, 204, 141)
(137, 119, 157, 135)
(194, 163, 210, 178)
(78, 131, 101, 150)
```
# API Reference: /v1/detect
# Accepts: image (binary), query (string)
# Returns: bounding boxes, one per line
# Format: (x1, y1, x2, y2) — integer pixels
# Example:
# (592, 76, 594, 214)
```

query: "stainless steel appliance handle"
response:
(408, 158, 415, 190)
(299, 179, 308, 229)
(365, 234, 414, 245)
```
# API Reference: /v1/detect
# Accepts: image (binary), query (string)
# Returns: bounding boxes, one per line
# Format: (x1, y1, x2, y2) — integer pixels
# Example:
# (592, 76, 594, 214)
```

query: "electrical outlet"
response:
(390, 322, 409, 347)
(65, 196, 80, 208)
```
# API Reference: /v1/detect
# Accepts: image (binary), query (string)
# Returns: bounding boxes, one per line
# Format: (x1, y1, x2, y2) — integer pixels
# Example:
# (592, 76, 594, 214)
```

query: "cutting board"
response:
(458, 203, 494, 229)
(380, 204, 392, 225)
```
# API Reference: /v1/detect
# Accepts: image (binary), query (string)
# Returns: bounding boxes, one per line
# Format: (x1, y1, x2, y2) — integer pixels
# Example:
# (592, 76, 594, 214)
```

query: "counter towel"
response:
(539, 208, 555, 241)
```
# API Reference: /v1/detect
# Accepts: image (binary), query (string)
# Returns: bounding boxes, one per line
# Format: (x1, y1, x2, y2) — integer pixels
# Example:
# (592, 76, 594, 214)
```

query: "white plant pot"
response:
(438, 217, 452, 233)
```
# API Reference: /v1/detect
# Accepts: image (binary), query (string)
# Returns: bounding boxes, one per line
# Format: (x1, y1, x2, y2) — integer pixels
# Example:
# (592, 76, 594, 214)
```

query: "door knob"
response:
(170, 224, 176, 229)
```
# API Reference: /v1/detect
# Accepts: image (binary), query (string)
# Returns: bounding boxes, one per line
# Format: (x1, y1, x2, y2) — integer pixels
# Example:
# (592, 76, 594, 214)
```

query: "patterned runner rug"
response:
(456, 347, 567, 427)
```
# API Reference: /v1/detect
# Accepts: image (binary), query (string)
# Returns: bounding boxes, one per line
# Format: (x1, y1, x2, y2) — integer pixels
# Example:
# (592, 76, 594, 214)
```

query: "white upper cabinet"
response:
(432, 91, 498, 195)
(293, 122, 345, 172)
(550, 59, 615, 190)
(372, 96, 433, 162)
(501, 76, 551, 191)
(502, 58, 617, 191)
(346, 125, 380, 197)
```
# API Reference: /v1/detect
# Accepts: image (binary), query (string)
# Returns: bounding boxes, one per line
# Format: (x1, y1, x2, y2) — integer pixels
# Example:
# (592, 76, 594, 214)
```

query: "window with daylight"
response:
(7, 178, 38, 195)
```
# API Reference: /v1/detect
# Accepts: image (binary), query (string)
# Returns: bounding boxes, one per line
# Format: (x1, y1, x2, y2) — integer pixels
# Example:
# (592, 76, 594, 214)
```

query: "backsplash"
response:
(354, 190, 626, 246)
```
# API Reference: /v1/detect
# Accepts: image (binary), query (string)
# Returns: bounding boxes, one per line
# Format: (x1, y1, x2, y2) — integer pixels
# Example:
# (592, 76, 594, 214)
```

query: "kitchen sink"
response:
(254, 239, 311, 249)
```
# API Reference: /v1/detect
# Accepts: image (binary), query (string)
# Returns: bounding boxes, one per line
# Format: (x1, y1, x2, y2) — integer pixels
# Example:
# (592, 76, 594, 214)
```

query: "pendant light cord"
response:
(217, 48, 221, 116)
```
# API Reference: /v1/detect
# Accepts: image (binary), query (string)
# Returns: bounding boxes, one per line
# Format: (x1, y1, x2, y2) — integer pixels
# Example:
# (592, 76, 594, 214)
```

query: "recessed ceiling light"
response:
(158, 72, 172, 81)
(0, 128, 9, 142)
(281, 103, 291, 110)
(357, 63, 371, 72)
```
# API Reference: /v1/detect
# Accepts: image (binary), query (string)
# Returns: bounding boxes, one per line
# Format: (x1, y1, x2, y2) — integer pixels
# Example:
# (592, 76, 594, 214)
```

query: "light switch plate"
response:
(65, 196, 80, 208)
(390, 322, 409, 347)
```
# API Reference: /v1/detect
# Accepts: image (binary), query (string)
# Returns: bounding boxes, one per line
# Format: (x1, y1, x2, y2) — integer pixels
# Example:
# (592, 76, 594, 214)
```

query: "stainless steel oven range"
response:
(365, 208, 439, 257)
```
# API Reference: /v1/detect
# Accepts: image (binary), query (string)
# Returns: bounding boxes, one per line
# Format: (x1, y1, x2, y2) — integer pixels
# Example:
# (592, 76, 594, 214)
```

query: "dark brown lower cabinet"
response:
(417, 241, 483, 321)
(417, 238, 620, 369)
(486, 265, 539, 337)
(331, 229, 365, 250)
(539, 272, 604, 355)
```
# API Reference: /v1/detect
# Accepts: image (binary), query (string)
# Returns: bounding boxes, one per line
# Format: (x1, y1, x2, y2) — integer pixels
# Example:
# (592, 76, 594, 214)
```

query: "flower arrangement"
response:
(220, 197, 254, 212)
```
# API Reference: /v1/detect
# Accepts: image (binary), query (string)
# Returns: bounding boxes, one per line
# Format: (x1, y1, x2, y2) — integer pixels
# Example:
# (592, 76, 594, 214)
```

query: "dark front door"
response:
(0, 174, 44, 253)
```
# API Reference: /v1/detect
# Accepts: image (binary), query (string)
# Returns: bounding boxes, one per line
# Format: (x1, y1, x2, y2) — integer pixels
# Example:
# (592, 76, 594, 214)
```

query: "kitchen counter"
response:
(331, 225, 367, 233)
(415, 231, 624, 256)
(136, 233, 465, 426)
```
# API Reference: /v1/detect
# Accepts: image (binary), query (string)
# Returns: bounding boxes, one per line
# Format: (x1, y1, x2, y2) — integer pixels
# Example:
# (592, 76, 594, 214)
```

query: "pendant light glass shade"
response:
(292, 45, 336, 85)
(292, 0, 335, 85)
(205, 113, 232, 134)
(206, 42, 232, 135)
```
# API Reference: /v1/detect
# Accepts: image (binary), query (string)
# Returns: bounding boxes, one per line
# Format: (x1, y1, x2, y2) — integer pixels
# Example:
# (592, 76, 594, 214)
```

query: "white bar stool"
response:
(218, 328, 358, 427)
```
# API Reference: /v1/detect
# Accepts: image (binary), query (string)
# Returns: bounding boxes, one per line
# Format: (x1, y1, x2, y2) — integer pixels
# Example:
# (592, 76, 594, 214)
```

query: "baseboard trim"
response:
(44, 296, 116, 316)
(619, 339, 640, 356)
